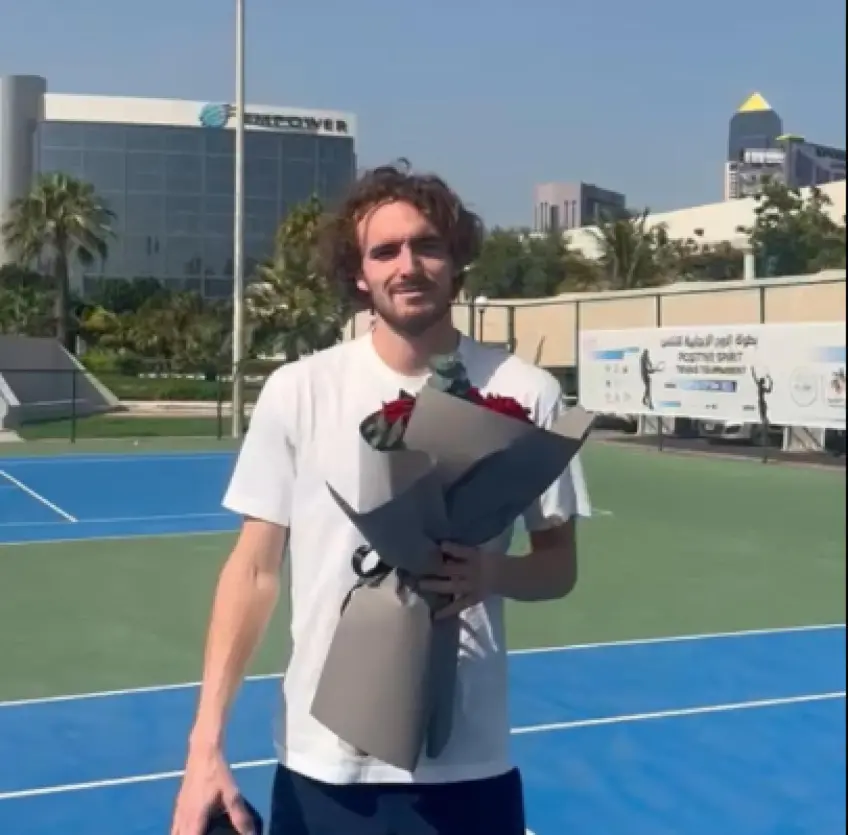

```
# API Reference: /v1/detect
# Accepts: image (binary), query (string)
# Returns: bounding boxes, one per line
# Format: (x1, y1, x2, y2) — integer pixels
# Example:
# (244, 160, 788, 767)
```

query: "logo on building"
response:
(198, 103, 348, 134)
(199, 103, 233, 128)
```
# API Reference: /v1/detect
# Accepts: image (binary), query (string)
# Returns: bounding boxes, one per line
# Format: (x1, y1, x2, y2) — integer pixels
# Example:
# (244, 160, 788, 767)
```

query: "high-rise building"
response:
(0, 74, 357, 298)
(533, 182, 626, 234)
(725, 92, 845, 200)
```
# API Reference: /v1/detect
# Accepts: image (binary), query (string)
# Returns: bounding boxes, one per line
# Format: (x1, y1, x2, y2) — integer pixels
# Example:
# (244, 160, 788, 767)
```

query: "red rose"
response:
(481, 394, 532, 423)
(465, 386, 487, 405)
(382, 396, 416, 424)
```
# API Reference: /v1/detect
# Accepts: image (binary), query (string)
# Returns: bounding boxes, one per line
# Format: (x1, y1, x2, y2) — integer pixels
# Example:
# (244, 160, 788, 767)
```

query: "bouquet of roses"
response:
(310, 353, 594, 772)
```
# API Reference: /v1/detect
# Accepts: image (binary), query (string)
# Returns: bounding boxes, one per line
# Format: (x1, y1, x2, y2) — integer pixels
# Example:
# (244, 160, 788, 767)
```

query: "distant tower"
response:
(725, 92, 784, 199)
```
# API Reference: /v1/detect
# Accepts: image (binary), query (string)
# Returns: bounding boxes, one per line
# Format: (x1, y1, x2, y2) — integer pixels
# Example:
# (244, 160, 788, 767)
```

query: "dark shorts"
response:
(269, 763, 526, 835)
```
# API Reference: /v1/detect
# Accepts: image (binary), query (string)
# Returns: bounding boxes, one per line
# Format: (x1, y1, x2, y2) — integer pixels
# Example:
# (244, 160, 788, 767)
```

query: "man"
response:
(171, 161, 591, 835)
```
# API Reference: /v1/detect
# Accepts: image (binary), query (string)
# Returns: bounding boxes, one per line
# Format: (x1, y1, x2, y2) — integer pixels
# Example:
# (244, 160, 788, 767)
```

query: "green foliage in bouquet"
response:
(360, 352, 471, 452)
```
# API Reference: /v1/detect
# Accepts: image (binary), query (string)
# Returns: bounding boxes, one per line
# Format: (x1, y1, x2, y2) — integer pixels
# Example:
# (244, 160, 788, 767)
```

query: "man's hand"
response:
(418, 542, 505, 619)
(171, 742, 255, 835)
(419, 520, 578, 615)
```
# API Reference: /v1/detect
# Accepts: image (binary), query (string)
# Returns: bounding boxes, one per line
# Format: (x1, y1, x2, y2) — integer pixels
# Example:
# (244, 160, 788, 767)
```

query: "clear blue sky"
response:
(3, 0, 845, 227)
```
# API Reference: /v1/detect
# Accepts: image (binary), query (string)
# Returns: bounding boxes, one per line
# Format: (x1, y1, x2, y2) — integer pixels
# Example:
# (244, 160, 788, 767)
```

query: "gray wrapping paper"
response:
(310, 385, 595, 772)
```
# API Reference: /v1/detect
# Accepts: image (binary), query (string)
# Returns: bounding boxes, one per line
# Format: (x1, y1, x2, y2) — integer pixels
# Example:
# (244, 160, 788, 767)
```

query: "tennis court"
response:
(0, 441, 845, 834)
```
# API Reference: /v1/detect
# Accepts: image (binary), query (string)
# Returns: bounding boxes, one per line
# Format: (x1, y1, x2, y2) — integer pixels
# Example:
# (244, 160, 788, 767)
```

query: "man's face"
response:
(355, 200, 456, 337)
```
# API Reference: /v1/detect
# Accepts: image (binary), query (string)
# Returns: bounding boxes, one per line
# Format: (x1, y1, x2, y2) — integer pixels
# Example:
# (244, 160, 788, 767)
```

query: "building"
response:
(563, 180, 846, 261)
(533, 181, 626, 234)
(725, 92, 845, 200)
(0, 74, 357, 298)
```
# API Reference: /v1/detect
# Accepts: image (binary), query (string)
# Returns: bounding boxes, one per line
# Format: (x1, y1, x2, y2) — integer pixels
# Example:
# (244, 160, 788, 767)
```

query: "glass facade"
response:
(36, 120, 356, 298)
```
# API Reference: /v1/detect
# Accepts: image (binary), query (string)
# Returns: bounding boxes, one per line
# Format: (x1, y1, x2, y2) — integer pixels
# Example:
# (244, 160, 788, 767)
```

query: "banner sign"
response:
(579, 322, 846, 430)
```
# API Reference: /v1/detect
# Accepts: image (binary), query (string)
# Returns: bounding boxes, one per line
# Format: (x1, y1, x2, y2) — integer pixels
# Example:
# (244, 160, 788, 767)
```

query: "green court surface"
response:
(0, 441, 844, 703)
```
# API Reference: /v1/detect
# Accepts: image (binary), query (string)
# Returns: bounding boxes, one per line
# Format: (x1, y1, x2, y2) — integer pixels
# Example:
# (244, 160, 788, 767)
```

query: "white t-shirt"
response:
(222, 333, 591, 786)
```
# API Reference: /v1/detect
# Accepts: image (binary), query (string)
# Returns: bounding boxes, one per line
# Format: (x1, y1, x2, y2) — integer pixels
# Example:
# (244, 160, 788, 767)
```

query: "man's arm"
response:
(492, 519, 577, 602)
(189, 518, 287, 751)
(172, 368, 296, 835)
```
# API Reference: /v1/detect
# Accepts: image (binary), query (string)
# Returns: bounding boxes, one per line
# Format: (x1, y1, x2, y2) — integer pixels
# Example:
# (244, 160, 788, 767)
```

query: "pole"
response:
(231, 0, 246, 438)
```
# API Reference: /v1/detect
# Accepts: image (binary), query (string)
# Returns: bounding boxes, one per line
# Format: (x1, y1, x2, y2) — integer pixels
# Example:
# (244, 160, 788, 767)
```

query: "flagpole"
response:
(231, 0, 246, 438)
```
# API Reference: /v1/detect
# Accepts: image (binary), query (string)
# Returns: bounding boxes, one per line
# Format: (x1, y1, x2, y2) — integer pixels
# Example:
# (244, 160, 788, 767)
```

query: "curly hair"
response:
(317, 159, 484, 310)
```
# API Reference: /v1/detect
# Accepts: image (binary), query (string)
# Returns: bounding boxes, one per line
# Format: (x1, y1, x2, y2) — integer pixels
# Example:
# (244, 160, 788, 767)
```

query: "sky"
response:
(2, 0, 846, 228)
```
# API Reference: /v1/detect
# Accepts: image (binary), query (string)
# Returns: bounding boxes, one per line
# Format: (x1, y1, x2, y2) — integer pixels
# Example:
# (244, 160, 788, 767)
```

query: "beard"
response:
(370, 279, 454, 338)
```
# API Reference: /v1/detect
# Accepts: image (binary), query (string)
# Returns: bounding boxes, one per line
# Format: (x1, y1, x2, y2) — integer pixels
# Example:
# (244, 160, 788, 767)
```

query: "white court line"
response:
(0, 452, 234, 467)
(0, 690, 842, 803)
(0, 622, 843, 709)
(0, 470, 77, 523)
(0, 528, 234, 549)
(0, 511, 233, 530)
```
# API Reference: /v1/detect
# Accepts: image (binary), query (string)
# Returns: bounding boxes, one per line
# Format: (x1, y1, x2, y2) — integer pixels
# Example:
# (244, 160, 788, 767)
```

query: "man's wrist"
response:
(189, 720, 225, 753)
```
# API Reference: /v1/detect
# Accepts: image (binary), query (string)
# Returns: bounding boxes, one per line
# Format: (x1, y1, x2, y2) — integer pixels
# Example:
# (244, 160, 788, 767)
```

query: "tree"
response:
(464, 228, 603, 300)
(1, 173, 115, 349)
(590, 208, 674, 290)
(746, 181, 846, 277)
(669, 238, 745, 282)
(0, 264, 55, 337)
(246, 195, 347, 361)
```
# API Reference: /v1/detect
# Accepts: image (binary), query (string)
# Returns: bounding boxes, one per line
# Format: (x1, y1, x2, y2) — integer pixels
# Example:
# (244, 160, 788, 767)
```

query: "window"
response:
(127, 152, 165, 192)
(39, 148, 84, 176)
(204, 130, 233, 156)
(280, 134, 316, 161)
(205, 155, 235, 195)
(203, 238, 234, 277)
(84, 124, 126, 151)
(83, 150, 126, 192)
(245, 132, 281, 160)
(162, 127, 203, 155)
(165, 153, 203, 194)
(166, 195, 202, 235)
(126, 193, 165, 236)
(245, 198, 278, 240)
(40, 122, 84, 149)
(164, 237, 204, 278)
(280, 159, 316, 205)
(245, 156, 279, 200)
(123, 234, 164, 278)
(126, 125, 165, 153)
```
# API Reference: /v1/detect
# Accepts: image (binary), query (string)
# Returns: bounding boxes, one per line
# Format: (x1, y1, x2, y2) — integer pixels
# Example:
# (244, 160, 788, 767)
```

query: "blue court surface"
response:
(0, 452, 240, 543)
(1, 450, 846, 833)
(0, 627, 844, 834)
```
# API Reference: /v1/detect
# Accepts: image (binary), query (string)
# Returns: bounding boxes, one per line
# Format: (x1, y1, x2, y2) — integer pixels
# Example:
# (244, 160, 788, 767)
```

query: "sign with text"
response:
(578, 323, 846, 429)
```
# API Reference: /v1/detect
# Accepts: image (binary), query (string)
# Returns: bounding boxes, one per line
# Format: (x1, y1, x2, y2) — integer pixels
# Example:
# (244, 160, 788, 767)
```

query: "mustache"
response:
(388, 277, 437, 294)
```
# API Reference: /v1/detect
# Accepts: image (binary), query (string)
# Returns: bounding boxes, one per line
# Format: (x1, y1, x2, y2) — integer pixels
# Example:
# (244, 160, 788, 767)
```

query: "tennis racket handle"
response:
(202, 798, 264, 835)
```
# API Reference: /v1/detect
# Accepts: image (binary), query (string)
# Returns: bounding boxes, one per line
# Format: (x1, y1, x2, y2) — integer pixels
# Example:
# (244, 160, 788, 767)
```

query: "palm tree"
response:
(590, 208, 671, 290)
(246, 195, 347, 360)
(1, 173, 115, 348)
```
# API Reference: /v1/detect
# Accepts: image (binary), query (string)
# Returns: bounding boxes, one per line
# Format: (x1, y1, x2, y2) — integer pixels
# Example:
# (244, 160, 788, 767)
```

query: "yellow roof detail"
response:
(737, 92, 772, 113)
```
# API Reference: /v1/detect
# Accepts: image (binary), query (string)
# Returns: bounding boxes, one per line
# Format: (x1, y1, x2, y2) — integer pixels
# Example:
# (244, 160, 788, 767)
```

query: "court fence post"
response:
(216, 374, 224, 440)
(70, 369, 77, 444)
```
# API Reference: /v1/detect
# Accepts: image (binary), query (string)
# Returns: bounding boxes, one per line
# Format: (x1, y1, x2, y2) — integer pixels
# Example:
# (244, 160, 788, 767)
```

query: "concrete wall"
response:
(345, 270, 846, 369)
(0, 335, 119, 429)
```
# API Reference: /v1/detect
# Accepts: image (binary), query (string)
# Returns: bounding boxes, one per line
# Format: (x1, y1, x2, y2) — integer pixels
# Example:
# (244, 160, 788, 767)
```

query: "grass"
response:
(0, 441, 844, 700)
(17, 414, 231, 441)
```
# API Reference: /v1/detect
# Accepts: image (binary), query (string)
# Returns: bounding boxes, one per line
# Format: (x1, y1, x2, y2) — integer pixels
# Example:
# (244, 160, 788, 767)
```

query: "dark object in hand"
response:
(202, 798, 264, 835)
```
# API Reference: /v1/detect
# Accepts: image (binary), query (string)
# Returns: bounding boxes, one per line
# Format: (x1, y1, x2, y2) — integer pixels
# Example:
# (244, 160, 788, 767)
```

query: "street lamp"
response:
(231, 0, 246, 438)
(474, 295, 488, 342)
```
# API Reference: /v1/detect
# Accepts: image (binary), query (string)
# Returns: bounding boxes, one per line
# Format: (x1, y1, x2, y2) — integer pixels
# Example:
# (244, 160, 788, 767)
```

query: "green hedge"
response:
(79, 349, 276, 401)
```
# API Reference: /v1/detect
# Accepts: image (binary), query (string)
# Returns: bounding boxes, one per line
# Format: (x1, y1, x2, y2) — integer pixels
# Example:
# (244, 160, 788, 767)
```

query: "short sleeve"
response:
(522, 387, 592, 532)
(222, 370, 296, 527)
